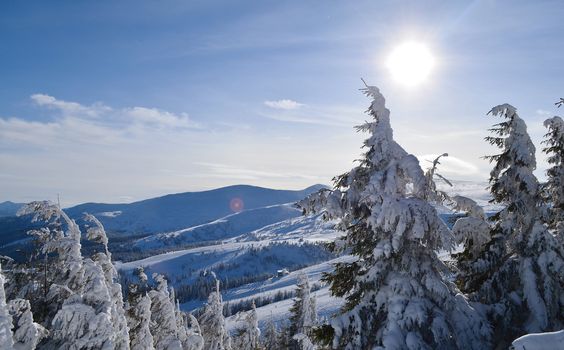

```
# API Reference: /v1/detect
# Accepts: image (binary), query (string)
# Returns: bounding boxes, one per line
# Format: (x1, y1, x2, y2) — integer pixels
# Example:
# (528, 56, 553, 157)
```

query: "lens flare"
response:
(229, 197, 244, 213)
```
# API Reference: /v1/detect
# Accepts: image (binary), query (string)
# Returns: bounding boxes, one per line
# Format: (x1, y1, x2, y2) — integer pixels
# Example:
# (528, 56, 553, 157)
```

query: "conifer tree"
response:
(199, 278, 231, 350)
(233, 301, 260, 350)
(84, 213, 130, 350)
(169, 288, 204, 350)
(8, 298, 48, 350)
(262, 316, 279, 350)
(293, 333, 317, 350)
(307, 83, 490, 349)
(467, 104, 564, 347)
(17, 203, 129, 349)
(289, 273, 317, 343)
(50, 258, 115, 349)
(148, 274, 182, 350)
(451, 195, 491, 289)
(0, 264, 14, 350)
(542, 114, 564, 235)
(126, 268, 155, 350)
(182, 312, 205, 350)
(17, 201, 85, 326)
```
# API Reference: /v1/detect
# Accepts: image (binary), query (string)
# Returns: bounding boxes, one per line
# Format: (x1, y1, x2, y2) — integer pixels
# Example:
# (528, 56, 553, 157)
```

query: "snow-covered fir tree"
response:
(126, 268, 155, 350)
(199, 278, 231, 350)
(16, 202, 133, 349)
(232, 301, 260, 350)
(148, 274, 182, 350)
(17, 201, 85, 326)
(304, 83, 490, 349)
(288, 273, 317, 345)
(50, 258, 116, 349)
(451, 195, 491, 287)
(127, 290, 154, 350)
(0, 264, 14, 350)
(464, 104, 564, 347)
(262, 316, 279, 350)
(541, 114, 564, 235)
(293, 333, 317, 350)
(8, 298, 47, 350)
(84, 213, 130, 350)
(169, 288, 204, 350)
(182, 312, 205, 350)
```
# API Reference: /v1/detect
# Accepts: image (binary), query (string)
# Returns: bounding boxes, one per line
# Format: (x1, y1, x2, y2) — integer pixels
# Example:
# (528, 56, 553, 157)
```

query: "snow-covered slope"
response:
(0, 184, 327, 258)
(118, 238, 335, 302)
(511, 330, 564, 350)
(222, 255, 354, 305)
(133, 203, 303, 249)
(230, 213, 340, 243)
(66, 184, 326, 235)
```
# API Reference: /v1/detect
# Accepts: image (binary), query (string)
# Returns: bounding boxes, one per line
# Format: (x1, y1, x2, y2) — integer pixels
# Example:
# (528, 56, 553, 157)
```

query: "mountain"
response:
(133, 203, 303, 249)
(65, 184, 326, 236)
(0, 201, 23, 217)
(0, 184, 327, 258)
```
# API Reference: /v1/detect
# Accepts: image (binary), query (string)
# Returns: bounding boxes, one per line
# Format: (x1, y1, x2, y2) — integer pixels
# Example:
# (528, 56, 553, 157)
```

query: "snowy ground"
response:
(115, 180, 498, 332)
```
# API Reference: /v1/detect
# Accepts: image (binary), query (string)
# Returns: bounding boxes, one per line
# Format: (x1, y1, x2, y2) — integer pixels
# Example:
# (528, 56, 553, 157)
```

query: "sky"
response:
(1, 0, 563, 206)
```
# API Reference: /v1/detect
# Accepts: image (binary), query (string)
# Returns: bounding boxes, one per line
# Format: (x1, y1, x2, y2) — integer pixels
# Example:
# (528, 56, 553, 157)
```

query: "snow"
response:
(0, 265, 14, 350)
(134, 203, 302, 249)
(65, 184, 324, 236)
(511, 330, 564, 350)
(225, 285, 341, 333)
(98, 211, 122, 218)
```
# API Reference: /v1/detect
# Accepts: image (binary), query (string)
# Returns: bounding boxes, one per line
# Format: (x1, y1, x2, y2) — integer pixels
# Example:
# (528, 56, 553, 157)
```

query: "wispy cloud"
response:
(124, 107, 199, 129)
(31, 94, 111, 118)
(261, 103, 364, 127)
(264, 99, 304, 110)
(195, 162, 320, 181)
(0, 94, 202, 150)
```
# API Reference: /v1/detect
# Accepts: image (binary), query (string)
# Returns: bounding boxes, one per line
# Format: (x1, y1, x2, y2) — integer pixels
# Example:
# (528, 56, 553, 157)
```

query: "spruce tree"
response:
(262, 316, 279, 350)
(199, 278, 231, 350)
(0, 264, 14, 350)
(17, 201, 85, 326)
(308, 83, 490, 349)
(148, 274, 182, 350)
(542, 114, 564, 235)
(17, 203, 129, 348)
(451, 195, 491, 289)
(84, 213, 130, 350)
(126, 268, 155, 350)
(50, 258, 116, 349)
(8, 298, 48, 350)
(232, 301, 260, 350)
(467, 104, 564, 347)
(182, 312, 205, 350)
(289, 273, 317, 343)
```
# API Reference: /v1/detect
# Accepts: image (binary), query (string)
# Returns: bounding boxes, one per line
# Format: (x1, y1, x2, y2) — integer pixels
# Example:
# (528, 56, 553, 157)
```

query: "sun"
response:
(387, 42, 434, 87)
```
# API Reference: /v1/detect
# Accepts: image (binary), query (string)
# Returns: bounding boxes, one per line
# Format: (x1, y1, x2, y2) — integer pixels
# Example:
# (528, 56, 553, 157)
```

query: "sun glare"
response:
(387, 42, 434, 87)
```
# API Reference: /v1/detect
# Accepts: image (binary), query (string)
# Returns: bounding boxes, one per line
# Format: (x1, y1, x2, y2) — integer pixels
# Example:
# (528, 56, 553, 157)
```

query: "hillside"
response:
(65, 184, 326, 235)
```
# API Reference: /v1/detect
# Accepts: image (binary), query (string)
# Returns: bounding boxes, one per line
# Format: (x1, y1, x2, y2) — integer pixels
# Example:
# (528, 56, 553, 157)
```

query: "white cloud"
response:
(261, 104, 364, 127)
(0, 94, 202, 152)
(31, 93, 111, 117)
(195, 162, 320, 181)
(264, 99, 304, 110)
(125, 107, 200, 129)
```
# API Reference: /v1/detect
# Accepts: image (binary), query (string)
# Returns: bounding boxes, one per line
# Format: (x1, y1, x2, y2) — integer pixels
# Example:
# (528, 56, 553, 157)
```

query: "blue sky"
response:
(1, 0, 563, 206)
